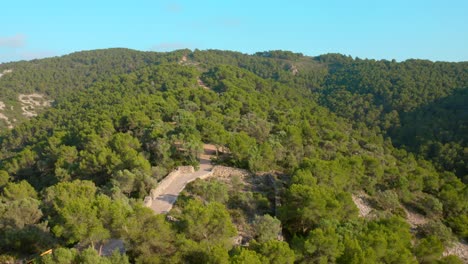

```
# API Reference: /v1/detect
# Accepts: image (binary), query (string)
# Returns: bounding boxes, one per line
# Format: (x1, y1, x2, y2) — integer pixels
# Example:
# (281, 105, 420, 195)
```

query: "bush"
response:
(252, 214, 282, 243)
(419, 221, 455, 246)
(413, 236, 444, 264)
(373, 190, 401, 212)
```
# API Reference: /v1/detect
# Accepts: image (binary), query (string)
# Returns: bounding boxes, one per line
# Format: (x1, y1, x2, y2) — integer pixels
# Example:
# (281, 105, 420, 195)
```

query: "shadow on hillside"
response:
(389, 87, 468, 177)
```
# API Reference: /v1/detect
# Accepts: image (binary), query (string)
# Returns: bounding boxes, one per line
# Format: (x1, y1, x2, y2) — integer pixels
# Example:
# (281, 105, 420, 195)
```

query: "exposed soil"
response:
(0, 113, 13, 129)
(351, 192, 466, 261)
(351, 194, 373, 217)
(444, 241, 468, 263)
(403, 207, 428, 228)
(290, 64, 299, 75)
(197, 78, 210, 90)
(0, 69, 13, 78)
(18, 93, 52, 117)
(0, 100, 14, 129)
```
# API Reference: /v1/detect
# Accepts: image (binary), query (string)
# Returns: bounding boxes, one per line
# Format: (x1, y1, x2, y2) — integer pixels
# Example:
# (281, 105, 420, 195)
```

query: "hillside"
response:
(0, 48, 185, 129)
(0, 49, 466, 263)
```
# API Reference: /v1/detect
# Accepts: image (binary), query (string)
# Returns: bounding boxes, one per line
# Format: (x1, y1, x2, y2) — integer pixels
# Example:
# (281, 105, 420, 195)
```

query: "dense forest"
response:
(0, 49, 466, 263)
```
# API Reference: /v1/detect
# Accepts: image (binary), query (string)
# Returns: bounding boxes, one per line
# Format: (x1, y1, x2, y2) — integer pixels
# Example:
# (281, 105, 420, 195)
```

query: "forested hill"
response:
(0, 49, 188, 129)
(1, 49, 466, 179)
(315, 55, 468, 179)
(0, 49, 466, 263)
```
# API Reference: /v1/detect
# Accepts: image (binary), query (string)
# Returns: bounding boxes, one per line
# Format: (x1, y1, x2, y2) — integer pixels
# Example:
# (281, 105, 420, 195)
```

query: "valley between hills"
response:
(0, 49, 466, 263)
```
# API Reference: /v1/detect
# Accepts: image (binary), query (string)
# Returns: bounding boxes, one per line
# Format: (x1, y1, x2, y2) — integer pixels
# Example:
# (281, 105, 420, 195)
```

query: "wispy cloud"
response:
(0, 34, 57, 63)
(0, 34, 26, 48)
(152, 42, 192, 52)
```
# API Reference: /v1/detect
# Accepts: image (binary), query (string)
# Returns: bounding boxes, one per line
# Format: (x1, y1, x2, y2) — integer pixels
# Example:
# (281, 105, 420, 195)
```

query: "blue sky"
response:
(1, 0, 467, 63)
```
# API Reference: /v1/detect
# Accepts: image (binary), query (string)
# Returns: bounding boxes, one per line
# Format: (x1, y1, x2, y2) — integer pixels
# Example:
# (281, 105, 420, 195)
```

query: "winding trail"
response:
(148, 144, 216, 214)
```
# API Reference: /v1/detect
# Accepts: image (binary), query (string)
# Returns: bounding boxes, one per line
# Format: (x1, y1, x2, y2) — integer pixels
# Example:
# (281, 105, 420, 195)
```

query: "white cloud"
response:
(0, 34, 57, 63)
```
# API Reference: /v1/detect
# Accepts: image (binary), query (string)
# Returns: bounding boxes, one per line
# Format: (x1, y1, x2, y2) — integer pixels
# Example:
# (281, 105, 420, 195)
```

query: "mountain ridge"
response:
(0, 48, 466, 263)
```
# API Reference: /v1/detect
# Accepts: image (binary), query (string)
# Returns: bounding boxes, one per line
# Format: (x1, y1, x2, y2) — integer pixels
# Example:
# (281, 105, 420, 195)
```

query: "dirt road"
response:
(149, 144, 216, 214)
(99, 145, 216, 255)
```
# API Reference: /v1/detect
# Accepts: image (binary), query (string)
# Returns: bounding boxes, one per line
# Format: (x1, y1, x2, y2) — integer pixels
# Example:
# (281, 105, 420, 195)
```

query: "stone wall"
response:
(213, 165, 250, 177)
(144, 165, 250, 210)
(178, 166, 195, 174)
(199, 165, 250, 180)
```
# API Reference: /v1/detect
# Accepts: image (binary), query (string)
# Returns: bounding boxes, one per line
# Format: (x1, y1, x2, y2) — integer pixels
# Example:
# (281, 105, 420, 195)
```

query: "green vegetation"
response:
(0, 48, 466, 263)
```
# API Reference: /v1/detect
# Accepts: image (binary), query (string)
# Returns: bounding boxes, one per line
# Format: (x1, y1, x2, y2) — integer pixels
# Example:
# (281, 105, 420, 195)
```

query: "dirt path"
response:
(149, 144, 216, 214)
(100, 145, 216, 255)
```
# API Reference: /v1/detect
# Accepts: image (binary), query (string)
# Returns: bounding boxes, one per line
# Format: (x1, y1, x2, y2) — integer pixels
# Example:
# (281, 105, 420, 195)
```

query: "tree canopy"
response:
(0, 48, 466, 263)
